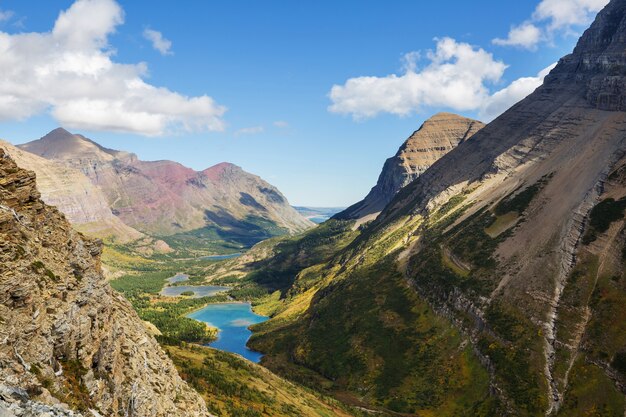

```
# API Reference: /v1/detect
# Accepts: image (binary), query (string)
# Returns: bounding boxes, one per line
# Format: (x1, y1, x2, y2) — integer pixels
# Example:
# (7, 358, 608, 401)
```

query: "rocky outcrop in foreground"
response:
(0, 148, 209, 416)
(0, 140, 143, 244)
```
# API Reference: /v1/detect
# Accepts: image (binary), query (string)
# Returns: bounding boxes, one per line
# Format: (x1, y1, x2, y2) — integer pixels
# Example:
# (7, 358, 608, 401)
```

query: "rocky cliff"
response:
(0, 148, 209, 416)
(338, 113, 483, 221)
(20, 128, 312, 240)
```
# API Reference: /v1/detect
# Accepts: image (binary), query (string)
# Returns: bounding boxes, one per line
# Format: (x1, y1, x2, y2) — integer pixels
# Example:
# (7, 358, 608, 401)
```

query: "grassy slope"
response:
(241, 167, 626, 416)
(226, 178, 561, 416)
(107, 253, 364, 417)
(164, 343, 363, 417)
(247, 207, 499, 415)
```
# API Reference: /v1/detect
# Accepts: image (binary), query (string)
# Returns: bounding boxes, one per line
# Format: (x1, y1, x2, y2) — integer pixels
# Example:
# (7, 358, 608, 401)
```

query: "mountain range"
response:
(11, 128, 312, 253)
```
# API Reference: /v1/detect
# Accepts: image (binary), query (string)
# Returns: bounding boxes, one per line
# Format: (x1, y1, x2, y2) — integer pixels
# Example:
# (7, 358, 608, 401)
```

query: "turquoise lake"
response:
(187, 303, 268, 362)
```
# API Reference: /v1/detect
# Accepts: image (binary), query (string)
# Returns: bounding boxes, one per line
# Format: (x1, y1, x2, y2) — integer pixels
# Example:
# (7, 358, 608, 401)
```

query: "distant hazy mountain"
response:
(20, 128, 313, 248)
(293, 206, 346, 223)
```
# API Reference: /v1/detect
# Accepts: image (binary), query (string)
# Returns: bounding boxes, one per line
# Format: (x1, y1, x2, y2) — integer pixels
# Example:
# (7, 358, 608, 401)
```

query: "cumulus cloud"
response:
(235, 126, 264, 136)
(273, 121, 289, 128)
(493, 0, 609, 50)
(479, 63, 556, 121)
(143, 28, 172, 55)
(534, 0, 609, 29)
(329, 38, 507, 119)
(493, 22, 543, 49)
(0, 0, 226, 136)
(328, 38, 557, 122)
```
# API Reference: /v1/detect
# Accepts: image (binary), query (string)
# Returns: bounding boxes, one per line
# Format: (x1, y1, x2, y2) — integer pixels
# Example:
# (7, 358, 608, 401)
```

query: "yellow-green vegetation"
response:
(110, 259, 230, 344)
(248, 219, 497, 416)
(164, 343, 363, 417)
(557, 359, 624, 416)
(235, 182, 557, 416)
(101, 245, 154, 272)
(484, 211, 519, 238)
(441, 245, 471, 277)
(233, 219, 358, 295)
(479, 303, 548, 414)
(549, 192, 626, 416)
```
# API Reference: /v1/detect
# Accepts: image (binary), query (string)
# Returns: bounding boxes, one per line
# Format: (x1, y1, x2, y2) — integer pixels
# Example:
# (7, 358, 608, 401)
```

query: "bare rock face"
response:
(0, 148, 209, 416)
(0, 140, 143, 244)
(19, 129, 312, 237)
(553, 0, 626, 111)
(338, 113, 484, 220)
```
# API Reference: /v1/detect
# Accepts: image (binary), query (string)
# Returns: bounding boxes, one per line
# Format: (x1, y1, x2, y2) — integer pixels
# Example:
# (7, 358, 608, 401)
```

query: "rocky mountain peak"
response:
(544, 0, 626, 111)
(202, 162, 241, 180)
(337, 112, 484, 220)
(20, 129, 132, 163)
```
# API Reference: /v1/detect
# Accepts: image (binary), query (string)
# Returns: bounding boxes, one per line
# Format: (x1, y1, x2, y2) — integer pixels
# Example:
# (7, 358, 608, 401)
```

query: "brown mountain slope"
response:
(337, 113, 484, 221)
(19, 128, 312, 241)
(240, 1, 626, 415)
(0, 148, 209, 415)
(0, 140, 143, 244)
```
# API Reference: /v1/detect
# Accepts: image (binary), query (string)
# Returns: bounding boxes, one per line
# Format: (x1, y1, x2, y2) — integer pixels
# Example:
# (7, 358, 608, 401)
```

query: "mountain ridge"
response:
(337, 112, 484, 221)
(19, 128, 313, 246)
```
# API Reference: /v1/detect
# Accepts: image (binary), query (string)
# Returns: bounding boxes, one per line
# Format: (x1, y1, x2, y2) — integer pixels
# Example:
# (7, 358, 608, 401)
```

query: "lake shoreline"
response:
(187, 301, 269, 362)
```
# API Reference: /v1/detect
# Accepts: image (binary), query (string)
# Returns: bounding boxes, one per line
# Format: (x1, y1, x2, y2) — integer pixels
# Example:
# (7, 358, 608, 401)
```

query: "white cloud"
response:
(235, 126, 264, 136)
(273, 121, 289, 128)
(328, 38, 557, 122)
(143, 28, 172, 56)
(493, 0, 609, 50)
(0, 0, 226, 136)
(479, 63, 556, 121)
(493, 22, 543, 49)
(329, 38, 507, 119)
(0, 9, 14, 22)
(534, 0, 609, 30)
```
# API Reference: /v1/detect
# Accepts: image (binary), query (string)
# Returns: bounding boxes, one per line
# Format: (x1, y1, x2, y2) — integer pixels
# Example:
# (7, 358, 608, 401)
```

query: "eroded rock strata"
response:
(0, 148, 209, 416)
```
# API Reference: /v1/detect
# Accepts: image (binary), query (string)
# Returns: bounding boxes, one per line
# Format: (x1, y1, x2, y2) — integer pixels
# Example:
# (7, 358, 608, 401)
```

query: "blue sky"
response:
(0, 0, 607, 206)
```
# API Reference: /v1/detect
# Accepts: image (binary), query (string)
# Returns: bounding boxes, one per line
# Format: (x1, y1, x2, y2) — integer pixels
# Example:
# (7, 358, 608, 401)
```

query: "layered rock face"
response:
(248, 1, 626, 415)
(363, 0, 626, 413)
(0, 148, 208, 416)
(338, 113, 483, 220)
(0, 140, 143, 243)
(20, 129, 312, 238)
